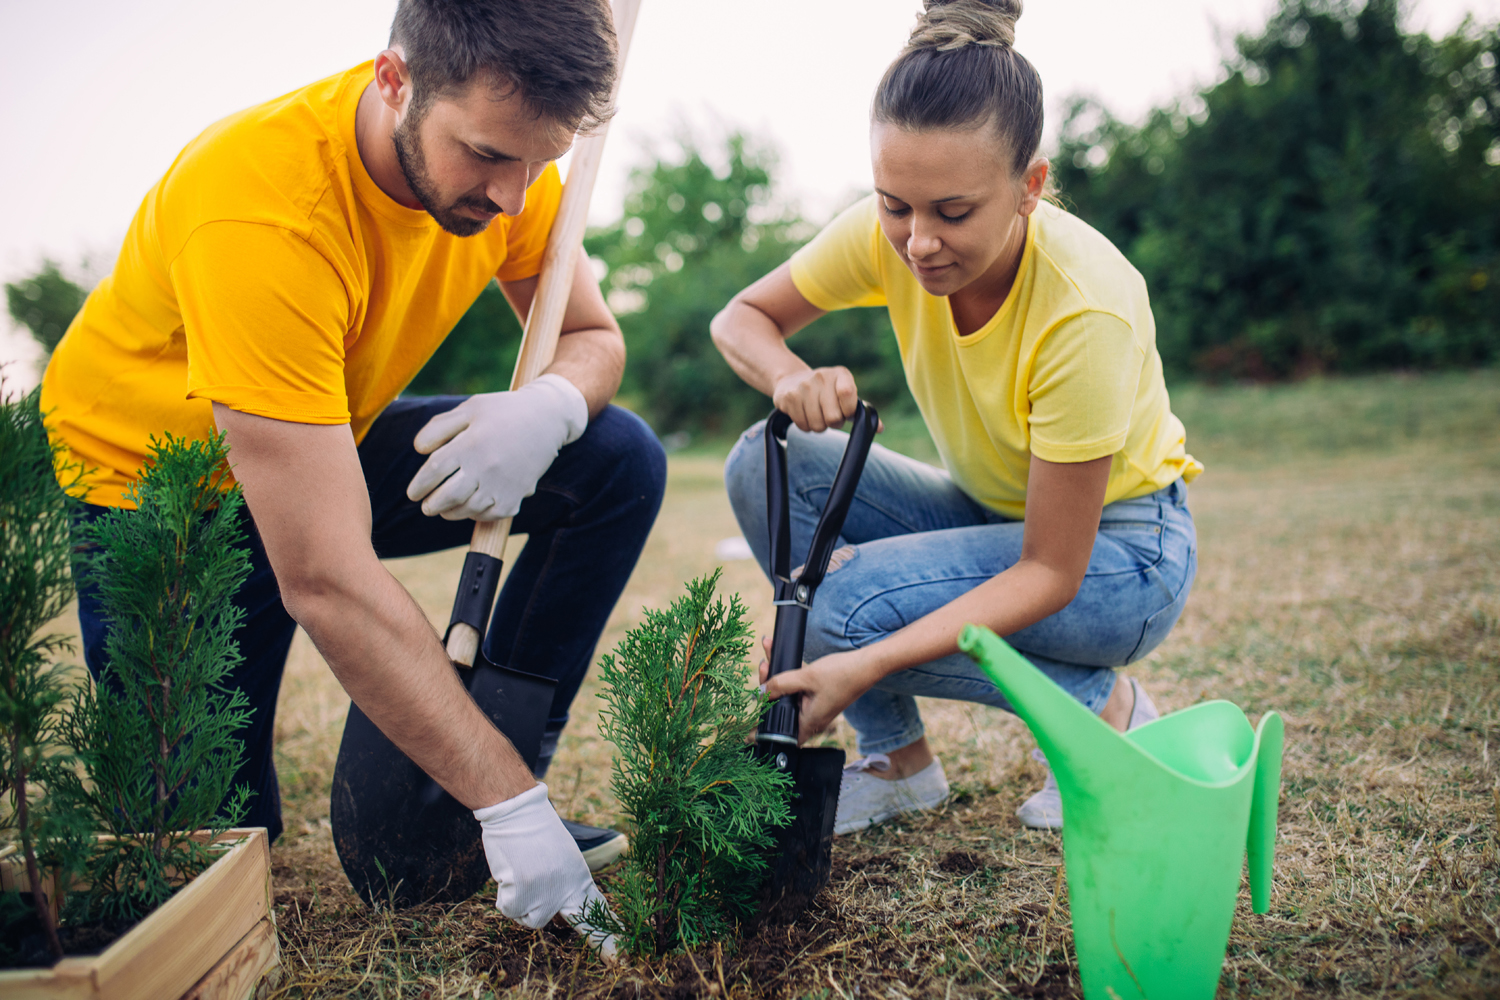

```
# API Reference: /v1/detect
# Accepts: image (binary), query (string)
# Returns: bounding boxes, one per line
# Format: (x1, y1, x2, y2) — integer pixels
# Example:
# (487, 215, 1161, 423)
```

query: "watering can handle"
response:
(759, 402, 880, 745)
(1247, 710, 1284, 914)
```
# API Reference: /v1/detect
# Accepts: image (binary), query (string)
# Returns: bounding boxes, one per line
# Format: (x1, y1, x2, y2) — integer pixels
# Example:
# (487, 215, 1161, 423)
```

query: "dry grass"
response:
(48, 376, 1500, 997)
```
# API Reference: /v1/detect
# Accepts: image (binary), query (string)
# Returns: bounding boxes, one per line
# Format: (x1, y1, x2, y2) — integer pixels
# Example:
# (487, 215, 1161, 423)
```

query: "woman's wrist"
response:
(854, 609, 972, 681)
(849, 637, 916, 683)
(767, 361, 813, 398)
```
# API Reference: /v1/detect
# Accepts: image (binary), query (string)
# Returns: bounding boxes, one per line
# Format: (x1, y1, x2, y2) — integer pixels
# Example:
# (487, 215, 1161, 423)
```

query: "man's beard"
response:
(392, 108, 503, 238)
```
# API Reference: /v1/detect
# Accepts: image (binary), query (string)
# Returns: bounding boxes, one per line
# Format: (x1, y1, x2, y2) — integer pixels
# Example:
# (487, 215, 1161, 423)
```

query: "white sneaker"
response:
(1015, 748, 1064, 829)
(833, 753, 950, 835)
(1015, 677, 1159, 830)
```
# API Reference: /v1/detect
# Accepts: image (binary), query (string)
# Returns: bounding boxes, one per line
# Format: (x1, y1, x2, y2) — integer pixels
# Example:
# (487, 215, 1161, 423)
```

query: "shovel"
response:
(331, 655, 556, 907)
(329, 0, 643, 910)
(755, 401, 879, 919)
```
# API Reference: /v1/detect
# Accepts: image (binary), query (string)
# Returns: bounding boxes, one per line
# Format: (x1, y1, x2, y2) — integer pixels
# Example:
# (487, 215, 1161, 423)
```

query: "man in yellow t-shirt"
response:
(42, 0, 663, 942)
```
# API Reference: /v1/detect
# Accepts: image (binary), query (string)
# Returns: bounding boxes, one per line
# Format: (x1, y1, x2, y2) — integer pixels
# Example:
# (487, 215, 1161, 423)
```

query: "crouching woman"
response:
(710, 0, 1202, 833)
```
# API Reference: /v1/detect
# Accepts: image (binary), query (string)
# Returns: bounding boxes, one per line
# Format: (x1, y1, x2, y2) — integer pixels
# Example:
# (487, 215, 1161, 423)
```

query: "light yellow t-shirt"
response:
(41, 62, 562, 507)
(790, 196, 1202, 520)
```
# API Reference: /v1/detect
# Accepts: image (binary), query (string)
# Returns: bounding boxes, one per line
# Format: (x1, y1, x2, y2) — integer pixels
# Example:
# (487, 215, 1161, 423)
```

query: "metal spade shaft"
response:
(755, 402, 879, 918)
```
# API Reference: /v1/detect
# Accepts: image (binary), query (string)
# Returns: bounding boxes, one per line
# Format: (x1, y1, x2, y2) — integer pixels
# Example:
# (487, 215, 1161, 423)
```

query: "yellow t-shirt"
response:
(790, 196, 1202, 520)
(41, 62, 562, 507)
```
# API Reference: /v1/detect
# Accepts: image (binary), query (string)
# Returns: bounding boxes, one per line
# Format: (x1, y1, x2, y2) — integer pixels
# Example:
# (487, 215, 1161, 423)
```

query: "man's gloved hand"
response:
(407, 373, 589, 521)
(474, 783, 617, 958)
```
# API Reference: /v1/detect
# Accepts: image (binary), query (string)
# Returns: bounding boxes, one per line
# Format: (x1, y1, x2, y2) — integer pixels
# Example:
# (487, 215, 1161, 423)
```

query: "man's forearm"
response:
(213, 406, 537, 811)
(285, 558, 536, 810)
(546, 326, 624, 417)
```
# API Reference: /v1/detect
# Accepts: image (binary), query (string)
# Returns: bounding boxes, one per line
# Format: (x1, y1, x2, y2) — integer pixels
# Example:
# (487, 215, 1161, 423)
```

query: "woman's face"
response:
(870, 121, 1048, 299)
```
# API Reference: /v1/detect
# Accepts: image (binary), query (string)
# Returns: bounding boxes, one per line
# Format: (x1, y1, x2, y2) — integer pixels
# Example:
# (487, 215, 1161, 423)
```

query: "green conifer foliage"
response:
(4, 261, 87, 356)
(66, 432, 253, 922)
(590, 571, 793, 957)
(0, 384, 92, 959)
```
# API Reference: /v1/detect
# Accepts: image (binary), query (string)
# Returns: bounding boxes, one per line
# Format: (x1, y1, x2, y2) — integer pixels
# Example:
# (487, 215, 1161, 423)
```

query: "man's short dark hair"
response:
(391, 0, 617, 132)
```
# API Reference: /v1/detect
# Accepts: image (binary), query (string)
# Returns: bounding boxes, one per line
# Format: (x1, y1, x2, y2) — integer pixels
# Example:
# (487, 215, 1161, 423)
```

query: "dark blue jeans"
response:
(75, 400, 667, 841)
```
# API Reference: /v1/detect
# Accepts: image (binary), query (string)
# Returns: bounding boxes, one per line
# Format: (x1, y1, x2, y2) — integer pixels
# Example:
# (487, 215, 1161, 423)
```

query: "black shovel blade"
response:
(330, 657, 557, 908)
(756, 744, 845, 921)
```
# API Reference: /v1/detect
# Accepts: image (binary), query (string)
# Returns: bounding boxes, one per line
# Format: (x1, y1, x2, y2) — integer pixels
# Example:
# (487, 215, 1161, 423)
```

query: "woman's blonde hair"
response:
(873, 0, 1044, 176)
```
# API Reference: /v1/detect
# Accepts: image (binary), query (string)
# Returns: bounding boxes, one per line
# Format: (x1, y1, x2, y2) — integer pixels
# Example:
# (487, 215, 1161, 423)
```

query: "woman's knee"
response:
(801, 548, 893, 657)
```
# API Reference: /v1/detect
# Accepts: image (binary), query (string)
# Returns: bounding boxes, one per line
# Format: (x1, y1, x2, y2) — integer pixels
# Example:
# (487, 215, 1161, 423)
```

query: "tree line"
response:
(1053, 0, 1499, 380)
(9, 0, 1497, 435)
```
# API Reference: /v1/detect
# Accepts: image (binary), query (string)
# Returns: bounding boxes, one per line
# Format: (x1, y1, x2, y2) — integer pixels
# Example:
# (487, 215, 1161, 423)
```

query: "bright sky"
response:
(3, 0, 1496, 384)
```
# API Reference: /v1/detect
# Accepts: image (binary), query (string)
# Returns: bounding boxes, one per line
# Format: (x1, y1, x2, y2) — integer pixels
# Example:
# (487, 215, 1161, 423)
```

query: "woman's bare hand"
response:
(759, 638, 881, 744)
(771, 367, 860, 433)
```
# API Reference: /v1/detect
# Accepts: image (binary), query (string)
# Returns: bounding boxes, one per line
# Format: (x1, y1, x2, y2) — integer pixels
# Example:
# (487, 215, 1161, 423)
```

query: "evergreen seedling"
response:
(0, 383, 92, 960)
(67, 432, 253, 922)
(589, 571, 792, 957)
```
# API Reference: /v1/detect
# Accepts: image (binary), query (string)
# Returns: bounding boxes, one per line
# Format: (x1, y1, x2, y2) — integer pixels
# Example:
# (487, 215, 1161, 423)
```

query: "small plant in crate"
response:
(65, 431, 254, 923)
(0, 383, 93, 961)
(588, 571, 793, 957)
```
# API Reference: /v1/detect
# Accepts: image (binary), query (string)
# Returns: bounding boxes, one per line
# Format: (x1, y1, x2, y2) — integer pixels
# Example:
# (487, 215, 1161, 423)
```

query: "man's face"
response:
(393, 79, 574, 237)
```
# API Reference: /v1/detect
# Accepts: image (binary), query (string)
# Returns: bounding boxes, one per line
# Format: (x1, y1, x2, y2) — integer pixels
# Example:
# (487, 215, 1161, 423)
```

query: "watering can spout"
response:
(1247, 711, 1284, 914)
(956, 625, 1123, 801)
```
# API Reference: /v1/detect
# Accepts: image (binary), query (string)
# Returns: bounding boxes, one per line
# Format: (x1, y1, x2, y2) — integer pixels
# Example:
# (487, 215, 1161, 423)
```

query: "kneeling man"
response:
(42, 0, 665, 934)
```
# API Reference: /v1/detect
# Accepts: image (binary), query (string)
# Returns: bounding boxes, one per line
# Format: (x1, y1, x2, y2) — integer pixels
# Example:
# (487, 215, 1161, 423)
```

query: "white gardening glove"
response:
(474, 783, 618, 959)
(406, 373, 589, 521)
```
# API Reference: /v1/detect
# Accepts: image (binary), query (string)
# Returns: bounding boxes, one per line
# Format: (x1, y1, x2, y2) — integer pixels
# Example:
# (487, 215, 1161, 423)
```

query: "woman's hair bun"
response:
(876, 0, 1041, 175)
(908, 0, 1022, 52)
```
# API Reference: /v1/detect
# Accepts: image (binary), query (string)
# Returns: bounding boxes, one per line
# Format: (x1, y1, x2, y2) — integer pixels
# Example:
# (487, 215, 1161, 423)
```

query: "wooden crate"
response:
(0, 829, 278, 1000)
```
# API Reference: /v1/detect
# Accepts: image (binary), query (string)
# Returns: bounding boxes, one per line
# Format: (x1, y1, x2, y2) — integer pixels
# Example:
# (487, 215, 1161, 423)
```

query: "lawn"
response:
(123, 372, 1500, 995)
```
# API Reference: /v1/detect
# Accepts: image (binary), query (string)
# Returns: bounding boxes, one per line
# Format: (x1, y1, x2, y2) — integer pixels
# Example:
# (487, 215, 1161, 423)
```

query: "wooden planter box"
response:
(0, 828, 278, 1000)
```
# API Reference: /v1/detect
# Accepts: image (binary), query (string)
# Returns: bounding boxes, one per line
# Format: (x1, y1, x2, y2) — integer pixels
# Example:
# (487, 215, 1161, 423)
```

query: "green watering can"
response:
(958, 626, 1284, 1000)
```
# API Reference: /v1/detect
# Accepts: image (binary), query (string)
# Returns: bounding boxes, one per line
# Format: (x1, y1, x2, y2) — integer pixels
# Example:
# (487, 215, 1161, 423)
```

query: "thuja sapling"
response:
(65, 432, 254, 923)
(588, 571, 793, 957)
(0, 384, 92, 961)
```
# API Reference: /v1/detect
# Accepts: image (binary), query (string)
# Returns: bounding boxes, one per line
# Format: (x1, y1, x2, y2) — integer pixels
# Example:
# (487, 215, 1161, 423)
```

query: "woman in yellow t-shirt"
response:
(711, 0, 1202, 834)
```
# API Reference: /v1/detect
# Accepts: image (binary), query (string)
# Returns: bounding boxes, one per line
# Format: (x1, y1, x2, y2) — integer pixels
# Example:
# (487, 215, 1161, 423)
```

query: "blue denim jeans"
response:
(724, 420, 1197, 756)
(74, 400, 667, 840)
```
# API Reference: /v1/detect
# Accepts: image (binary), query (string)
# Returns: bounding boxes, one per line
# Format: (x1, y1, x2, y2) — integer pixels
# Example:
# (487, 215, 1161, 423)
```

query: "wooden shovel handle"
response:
(446, 0, 643, 667)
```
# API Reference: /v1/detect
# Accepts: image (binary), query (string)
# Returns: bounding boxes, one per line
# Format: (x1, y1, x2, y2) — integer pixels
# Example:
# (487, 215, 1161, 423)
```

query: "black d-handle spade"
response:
(754, 400, 878, 921)
(759, 400, 881, 748)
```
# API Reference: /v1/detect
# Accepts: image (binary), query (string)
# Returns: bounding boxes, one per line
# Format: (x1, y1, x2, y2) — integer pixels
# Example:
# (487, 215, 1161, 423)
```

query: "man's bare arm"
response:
(499, 246, 624, 416)
(213, 402, 535, 809)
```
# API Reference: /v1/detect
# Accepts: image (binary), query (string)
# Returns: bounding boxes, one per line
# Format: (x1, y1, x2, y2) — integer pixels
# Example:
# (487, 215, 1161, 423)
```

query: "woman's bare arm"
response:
(710, 262, 871, 432)
(763, 452, 1112, 741)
